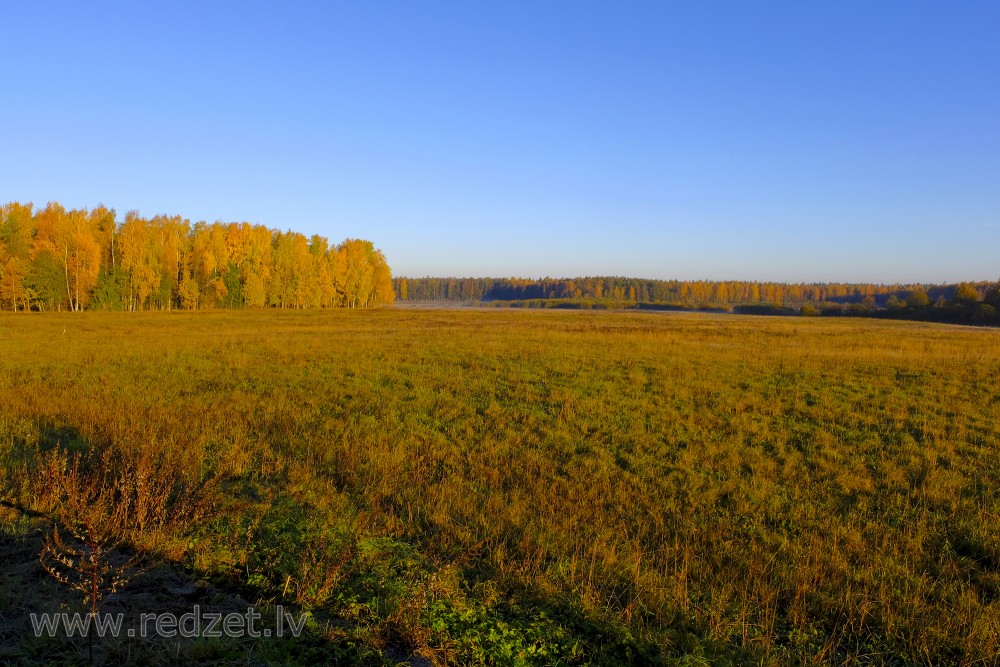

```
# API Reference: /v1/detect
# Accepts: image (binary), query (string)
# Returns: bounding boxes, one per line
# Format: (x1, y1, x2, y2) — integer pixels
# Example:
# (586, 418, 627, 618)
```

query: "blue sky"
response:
(3, 1, 998, 283)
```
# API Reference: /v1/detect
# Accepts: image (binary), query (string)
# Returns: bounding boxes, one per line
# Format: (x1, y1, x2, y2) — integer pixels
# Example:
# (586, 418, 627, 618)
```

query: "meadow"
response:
(0, 308, 998, 665)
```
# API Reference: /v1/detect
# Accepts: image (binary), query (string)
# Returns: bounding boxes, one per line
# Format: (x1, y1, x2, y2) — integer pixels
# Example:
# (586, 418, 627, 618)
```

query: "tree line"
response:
(394, 275, 996, 306)
(395, 276, 1000, 325)
(0, 201, 394, 312)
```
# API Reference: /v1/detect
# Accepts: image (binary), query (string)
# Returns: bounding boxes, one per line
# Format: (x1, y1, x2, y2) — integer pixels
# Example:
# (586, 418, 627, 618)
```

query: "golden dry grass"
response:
(0, 309, 998, 665)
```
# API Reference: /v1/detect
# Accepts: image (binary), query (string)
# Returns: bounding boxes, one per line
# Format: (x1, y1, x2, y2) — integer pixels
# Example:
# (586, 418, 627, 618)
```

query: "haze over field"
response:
(2, 2, 998, 283)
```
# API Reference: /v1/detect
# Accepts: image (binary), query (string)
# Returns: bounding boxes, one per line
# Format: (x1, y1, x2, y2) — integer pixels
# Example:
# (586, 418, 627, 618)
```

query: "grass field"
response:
(1, 309, 998, 665)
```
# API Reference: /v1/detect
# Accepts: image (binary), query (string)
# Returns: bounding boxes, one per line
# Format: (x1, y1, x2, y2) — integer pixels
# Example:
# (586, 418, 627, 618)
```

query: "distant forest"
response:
(0, 201, 394, 311)
(395, 276, 1000, 325)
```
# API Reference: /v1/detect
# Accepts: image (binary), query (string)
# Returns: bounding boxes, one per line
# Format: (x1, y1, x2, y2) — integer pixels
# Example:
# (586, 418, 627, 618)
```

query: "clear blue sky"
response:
(3, 1, 997, 283)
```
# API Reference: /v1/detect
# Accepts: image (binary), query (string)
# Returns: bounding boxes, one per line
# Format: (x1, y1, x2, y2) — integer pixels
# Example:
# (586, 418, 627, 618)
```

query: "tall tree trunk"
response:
(74, 254, 80, 312)
(63, 245, 73, 311)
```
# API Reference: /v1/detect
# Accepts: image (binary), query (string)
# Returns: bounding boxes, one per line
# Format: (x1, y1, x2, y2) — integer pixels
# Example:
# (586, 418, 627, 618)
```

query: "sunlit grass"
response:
(1, 309, 998, 665)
